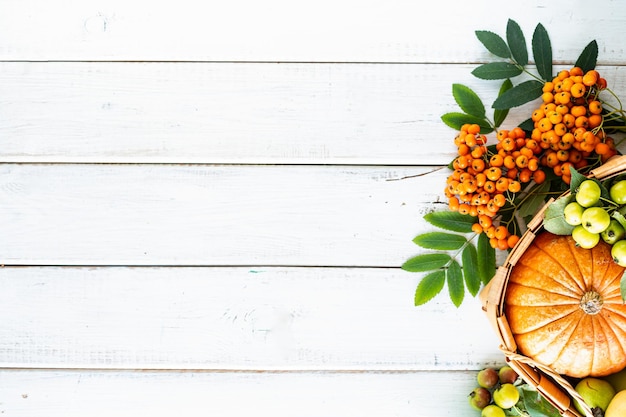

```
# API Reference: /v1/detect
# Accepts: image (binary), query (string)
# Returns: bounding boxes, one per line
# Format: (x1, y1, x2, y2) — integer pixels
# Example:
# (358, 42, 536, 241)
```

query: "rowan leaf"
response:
(414, 270, 446, 306)
(402, 253, 451, 272)
(575, 40, 598, 73)
(475, 30, 510, 58)
(441, 112, 493, 133)
(532, 23, 553, 81)
(423, 211, 475, 233)
(506, 19, 528, 66)
(493, 79, 513, 127)
(462, 243, 480, 297)
(447, 260, 464, 307)
(543, 195, 575, 236)
(452, 84, 486, 118)
(492, 80, 543, 110)
(477, 233, 496, 285)
(472, 62, 523, 80)
(413, 232, 467, 250)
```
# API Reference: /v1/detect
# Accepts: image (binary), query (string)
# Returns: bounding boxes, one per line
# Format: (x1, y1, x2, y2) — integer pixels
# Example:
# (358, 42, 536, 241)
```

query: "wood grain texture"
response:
(0, 369, 479, 417)
(0, 266, 503, 370)
(2, 0, 626, 63)
(0, 164, 450, 266)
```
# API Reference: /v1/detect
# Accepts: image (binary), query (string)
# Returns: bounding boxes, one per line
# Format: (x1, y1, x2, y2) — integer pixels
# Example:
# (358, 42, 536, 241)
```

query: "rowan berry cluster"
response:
(531, 66, 617, 184)
(445, 124, 543, 250)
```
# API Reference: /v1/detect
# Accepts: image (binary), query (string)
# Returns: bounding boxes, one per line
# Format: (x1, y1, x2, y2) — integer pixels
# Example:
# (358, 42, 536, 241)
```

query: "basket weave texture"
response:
(479, 155, 626, 417)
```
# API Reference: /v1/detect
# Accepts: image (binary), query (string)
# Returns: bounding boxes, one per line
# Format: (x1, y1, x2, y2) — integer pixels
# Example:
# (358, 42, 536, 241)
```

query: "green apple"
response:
(574, 377, 616, 415)
(611, 240, 626, 267)
(572, 225, 601, 249)
(576, 180, 602, 207)
(564, 201, 585, 226)
(610, 180, 626, 204)
(469, 387, 492, 410)
(602, 219, 626, 244)
(493, 383, 519, 409)
(477, 367, 499, 389)
(581, 207, 611, 234)
(481, 404, 506, 417)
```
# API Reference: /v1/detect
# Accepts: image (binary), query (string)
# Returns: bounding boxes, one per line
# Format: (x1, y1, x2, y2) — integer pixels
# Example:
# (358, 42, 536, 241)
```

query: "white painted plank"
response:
(0, 62, 483, 165)
(4, 63, 625, 164)
(0, 164, 453, 266)
(0, 369, 485, 417)
(1, 0, 626, 63)
(0, 266, 503, 370)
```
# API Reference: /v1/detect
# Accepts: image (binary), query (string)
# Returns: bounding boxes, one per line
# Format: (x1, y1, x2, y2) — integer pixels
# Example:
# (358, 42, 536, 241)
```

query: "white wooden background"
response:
(1, 1, 626, 415)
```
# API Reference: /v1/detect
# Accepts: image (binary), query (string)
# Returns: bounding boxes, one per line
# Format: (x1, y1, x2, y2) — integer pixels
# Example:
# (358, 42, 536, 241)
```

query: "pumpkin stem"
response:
(580, 290, 603, 315)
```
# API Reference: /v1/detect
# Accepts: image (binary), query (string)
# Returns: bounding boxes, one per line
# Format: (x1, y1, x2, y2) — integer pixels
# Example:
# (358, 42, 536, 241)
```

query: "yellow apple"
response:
(605, 390, 626, 417)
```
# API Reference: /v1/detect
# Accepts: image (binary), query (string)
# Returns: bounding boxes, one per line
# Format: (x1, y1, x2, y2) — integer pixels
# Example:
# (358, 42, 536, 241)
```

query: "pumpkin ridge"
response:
(532, 234, 587, 293)
(594, 313, 626, 376)
(553, 313, 593, 377)
(565, 236, 592, 293)
(514, 250, 585, 297)
(521, 311, 581, 372)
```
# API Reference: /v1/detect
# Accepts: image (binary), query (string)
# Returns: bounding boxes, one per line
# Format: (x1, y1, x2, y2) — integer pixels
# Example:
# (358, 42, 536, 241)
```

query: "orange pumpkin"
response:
(505, 231, 626, 378)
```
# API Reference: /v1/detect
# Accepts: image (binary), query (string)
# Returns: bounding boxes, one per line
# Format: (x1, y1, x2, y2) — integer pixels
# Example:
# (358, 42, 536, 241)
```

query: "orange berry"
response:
(494, 225, 508, 240)
(507, 234, 520, 248)
(467, 124, 481, 135)
(570, 83, 586, 98)
(508, 180, 521, 193)
(458, 204, 471, 215)
(490, 154, 504, 167)
(532, 108, 545, 122)
(486, 167, 502, 181)
(448, 197, 460, 211)
(515, 154, 529, 169)
(471, 223, 483, 234)
(493, 194, 506, 207)
(542, 92, 554, 103)
(582, 70, 599, 87)
(497, 238, 509, 251)
(532, 169, 546, 184)
(495, 177, 510, 192)
(588, 114, 602, 129)
(537, 118, 553, 132)
(472, 159, 486, 172)
(570, 105, 587, 118)
(478, 214, 492, 229)
(570, 67, 584, 77)
(542, 82, 554, 93)
(588, 100, 603, 115)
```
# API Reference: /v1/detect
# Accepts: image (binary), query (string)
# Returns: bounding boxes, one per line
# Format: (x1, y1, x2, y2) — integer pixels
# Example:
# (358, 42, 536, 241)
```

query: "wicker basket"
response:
(480, 155, 626, 417)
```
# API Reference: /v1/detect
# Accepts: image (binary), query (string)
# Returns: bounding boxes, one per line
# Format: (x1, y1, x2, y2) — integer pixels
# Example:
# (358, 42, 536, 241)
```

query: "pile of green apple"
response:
(468, 366, 522, 416)
(563, 178, 626, 265)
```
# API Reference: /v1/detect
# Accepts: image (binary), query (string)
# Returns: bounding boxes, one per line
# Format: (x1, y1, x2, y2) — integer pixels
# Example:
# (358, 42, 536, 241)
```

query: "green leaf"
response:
(506, 19, 528, 66)
(477, 233, 496, 285)
(402, 253, 451, 272)
(532, 23, 553, 81)
(452, 84, 486, 118)
(424, 211, 476, 233)
(543, 195, 575, 235)
(521, 386, 561, 417)
(413, 232, 467, 250)
(493, 79, 513, 127)
(447, 260, 464, 307)
(612, 211, 626, 232)
(472, 62, 523, 80)
(621, 272, 626, 302)
(475, 30, 510, 58)
(517, 180, 550, 218)
(518, 117, 534, 132)
(462, 244, 480, 296)
(492, 80, 543, 110)
(568, 165, 587, 194)
(414, 270, 446, 306)
(575, 40, 598, 73)
(441, 112, 493, 133)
